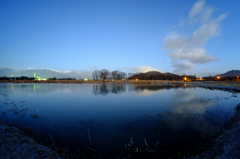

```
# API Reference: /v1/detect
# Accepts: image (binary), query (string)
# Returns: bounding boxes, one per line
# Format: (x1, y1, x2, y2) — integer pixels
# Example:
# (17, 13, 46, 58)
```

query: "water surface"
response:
(0, 83, 239, 157)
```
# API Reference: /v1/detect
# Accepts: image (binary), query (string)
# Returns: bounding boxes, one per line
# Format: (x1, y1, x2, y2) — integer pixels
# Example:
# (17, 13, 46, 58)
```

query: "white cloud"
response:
(162, 0, 227, 73)
(188, 0, 212, 23)
(124, 66, 163, 73)
(172, 60, 194, 74)
(49, 69, 71, 73)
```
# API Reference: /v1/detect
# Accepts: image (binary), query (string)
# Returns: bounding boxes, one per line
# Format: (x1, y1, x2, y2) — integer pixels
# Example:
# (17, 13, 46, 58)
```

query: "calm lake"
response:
(0, 83, 239, 157)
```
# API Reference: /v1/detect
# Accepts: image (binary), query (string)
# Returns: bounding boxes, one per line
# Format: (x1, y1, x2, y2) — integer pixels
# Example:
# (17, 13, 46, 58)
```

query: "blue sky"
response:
(0, 0, 239, 76)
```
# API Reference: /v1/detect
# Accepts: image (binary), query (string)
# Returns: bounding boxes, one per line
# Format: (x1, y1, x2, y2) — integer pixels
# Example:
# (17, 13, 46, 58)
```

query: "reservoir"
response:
(0, 83, 239, 158)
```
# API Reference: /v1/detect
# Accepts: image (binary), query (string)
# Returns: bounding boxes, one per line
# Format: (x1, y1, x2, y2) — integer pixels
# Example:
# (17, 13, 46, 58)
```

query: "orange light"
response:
(136, 79, 138, 81)
(184, 77, 187, 80)
(237, 76, 239, 79)
(217, 76, 220, 79)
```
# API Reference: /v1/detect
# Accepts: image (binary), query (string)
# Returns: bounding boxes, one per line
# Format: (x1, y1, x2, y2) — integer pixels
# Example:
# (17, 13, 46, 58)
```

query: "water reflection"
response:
(172, 89, 194, 101)
(92, 84, 127, 95)
(170, 90, 217, 114)
(128, 84, 182, 92)
(132, 85, 184, 97)
(2, 83, 188, 97)
(162, 89, 219, 133)
(0, 83, 88, 95)
(92, 84, 185, 96)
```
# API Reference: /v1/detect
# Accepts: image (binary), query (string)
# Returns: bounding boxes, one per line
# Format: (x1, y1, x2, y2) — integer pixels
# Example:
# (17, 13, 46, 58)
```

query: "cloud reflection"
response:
(170, 90, 217, 114)
(128, 84, 183, 97)
(163, 89, 218, 133)
(172, 89, 194, 101)
(134, 89, 163, 97)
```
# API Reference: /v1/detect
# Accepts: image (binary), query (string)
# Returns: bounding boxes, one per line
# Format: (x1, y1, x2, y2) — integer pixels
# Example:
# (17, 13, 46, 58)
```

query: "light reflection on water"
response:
(0, 83, 239, 156)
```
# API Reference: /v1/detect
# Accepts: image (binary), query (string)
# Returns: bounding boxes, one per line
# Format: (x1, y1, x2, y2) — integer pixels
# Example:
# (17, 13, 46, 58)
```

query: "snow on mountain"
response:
(0, 67, 92, 79)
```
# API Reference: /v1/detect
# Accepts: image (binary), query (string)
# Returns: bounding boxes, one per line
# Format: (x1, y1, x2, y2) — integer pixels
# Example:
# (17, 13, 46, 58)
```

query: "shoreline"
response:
(189, 103, 240, 159)
(0, 82, 240, 158)
(0, 120, 62, 159)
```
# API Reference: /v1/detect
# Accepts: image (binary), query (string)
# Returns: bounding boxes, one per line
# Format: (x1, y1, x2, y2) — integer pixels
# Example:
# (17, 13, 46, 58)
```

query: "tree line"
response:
(92, 69, 137, 81)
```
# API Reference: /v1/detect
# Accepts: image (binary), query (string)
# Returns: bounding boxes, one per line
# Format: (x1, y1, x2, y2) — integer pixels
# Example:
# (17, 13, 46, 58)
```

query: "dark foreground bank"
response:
(0, 120, 62, 159)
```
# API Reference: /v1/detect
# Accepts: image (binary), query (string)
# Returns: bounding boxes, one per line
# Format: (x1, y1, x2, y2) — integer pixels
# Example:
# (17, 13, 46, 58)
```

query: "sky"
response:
(0, 0, 240, 76)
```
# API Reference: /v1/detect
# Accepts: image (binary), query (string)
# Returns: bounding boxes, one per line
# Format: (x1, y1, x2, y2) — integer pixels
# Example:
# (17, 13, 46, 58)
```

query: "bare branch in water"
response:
(88, 128, 93, 145)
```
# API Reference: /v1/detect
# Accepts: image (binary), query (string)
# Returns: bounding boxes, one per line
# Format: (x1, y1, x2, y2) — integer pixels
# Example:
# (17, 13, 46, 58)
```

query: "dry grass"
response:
(0, 80, 85, 84)
(208, 81, 240, 87)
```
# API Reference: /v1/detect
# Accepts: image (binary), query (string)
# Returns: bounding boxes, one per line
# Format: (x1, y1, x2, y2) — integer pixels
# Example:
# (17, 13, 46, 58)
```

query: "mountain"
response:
(216, 70, 240, 77)
(128, 71, 181, 80)
(0, 67, 91, 79)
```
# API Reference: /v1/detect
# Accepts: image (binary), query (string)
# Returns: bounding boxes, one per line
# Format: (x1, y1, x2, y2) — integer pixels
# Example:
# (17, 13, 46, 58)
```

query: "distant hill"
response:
(0, 67, 91, 79)
(216, 70, 240, 77)
(128, 71, 181, 80)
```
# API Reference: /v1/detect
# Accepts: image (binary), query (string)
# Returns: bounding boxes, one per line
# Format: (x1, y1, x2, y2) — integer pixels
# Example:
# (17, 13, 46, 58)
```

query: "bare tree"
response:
(111, 70, 127, 80)
(92, 72, 96, 80)
(121, 72, 127, 79)
(118, 71, 126, 79)
(111, 71, 118, 79)
(94, 69, 127, 81)
(100, 69, 110, 81)
(92, 70, 100, 80)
